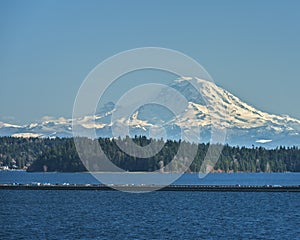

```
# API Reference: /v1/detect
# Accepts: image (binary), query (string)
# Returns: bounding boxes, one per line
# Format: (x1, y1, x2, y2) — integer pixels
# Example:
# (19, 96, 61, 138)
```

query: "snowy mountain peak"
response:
(1, 77, 300, 147)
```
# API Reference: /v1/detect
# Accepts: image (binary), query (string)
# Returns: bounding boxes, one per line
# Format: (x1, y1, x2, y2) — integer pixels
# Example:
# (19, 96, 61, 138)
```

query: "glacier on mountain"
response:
(1, 77, 299, 148)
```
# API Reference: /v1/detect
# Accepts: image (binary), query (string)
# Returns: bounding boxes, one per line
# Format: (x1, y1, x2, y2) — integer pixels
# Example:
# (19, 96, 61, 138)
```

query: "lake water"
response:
(1, 171, 300, 186)
(1, 171, 299, 239)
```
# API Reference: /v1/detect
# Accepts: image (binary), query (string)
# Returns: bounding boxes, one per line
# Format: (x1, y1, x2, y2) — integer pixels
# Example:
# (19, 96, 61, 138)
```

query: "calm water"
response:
(1, 190, 299, 239)
(1, 171, 300, 186)
(1, 172, 299, 239)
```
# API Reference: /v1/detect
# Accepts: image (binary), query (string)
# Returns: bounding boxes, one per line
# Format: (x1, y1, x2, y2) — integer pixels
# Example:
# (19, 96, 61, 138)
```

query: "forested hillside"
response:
(0, 136, 299, 172)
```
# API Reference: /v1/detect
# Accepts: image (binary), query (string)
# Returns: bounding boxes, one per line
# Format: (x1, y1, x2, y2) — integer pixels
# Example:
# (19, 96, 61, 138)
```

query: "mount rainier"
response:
(1, 77, 299, 148)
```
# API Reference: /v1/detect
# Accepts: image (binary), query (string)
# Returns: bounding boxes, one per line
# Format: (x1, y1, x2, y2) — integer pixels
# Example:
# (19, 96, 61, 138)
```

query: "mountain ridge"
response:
(1, 77, 299, 148)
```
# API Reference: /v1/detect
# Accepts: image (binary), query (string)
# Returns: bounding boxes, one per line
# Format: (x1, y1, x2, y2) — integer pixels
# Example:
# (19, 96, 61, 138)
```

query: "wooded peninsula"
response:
(0, 136, 299, 172)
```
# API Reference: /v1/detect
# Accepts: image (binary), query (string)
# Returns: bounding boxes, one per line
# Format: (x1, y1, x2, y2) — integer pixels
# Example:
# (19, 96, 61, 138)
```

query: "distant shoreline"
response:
(2, 137, 300, 173)
(0, 169, 297, 174)
(1, 183, 299, 192)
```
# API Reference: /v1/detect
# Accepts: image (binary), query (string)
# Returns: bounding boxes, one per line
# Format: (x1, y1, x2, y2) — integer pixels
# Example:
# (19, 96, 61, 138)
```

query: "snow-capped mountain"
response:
(0, 117, 73, 138)
(1, 77, 300, 148)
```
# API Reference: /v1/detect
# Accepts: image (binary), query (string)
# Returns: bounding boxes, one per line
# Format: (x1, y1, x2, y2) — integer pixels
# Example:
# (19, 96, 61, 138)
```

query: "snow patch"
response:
(12, 133, 43, 138)
(256, 139, 273, 144)
(0, 122, 23, 128)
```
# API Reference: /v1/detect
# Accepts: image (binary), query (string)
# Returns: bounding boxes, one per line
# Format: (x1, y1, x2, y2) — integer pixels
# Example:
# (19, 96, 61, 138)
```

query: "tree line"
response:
(0, 136, 299, 172)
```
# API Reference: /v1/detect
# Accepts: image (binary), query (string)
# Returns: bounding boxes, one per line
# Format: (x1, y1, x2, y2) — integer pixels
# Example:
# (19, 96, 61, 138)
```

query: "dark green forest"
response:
(0, 136, 299, 172)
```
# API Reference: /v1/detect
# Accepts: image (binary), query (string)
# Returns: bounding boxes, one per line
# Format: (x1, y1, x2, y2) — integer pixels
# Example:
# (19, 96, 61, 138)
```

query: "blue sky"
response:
(1, 0, 300, 124)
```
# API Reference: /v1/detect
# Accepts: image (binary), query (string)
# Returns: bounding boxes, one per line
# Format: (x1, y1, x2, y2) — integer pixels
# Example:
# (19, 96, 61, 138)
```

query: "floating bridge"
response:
(0, 184, 299, 192)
